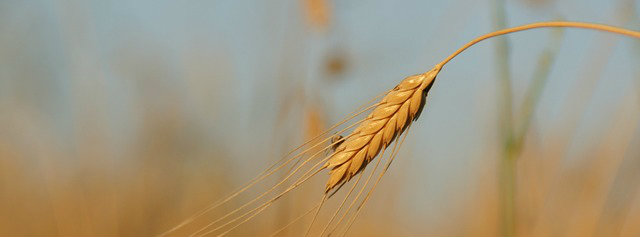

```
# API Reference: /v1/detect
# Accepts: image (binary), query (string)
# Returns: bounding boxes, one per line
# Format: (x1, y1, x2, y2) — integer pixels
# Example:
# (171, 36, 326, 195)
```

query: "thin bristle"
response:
(319, 170, 365, 236)
(189, 112, 376, 236)
(304, 194, 327, 237)
(199, 167, 326, 237)
(269, 202, 322, 237)
(326, 145, 389, 236)
(158, 90, 385, 237)
(342, 124, 412, 236)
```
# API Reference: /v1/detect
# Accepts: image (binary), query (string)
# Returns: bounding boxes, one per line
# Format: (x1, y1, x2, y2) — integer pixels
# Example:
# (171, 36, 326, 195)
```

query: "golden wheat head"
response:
(323, 66, 441, 192)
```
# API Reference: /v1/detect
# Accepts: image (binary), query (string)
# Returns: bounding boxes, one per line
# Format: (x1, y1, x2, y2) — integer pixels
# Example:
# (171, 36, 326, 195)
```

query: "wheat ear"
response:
(323, 67, 440, 192)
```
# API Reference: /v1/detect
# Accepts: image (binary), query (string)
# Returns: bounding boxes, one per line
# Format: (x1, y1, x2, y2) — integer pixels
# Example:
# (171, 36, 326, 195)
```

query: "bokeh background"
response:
(1, 0, 639, 236)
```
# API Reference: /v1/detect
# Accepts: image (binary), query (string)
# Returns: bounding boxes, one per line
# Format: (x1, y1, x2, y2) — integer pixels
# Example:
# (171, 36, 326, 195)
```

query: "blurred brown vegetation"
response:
(1, 0, 639, 236)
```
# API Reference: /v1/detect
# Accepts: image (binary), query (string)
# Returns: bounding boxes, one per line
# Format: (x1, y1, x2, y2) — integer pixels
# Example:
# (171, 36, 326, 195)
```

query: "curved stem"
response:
(436, 21, 640, 69)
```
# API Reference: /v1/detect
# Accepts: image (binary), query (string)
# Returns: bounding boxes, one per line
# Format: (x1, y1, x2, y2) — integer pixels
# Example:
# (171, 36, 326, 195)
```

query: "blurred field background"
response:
(1, 0, 640, 236)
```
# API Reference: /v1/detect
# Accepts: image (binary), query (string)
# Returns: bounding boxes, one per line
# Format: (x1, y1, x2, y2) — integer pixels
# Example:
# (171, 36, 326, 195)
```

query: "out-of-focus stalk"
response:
(490, 0, 515, 236)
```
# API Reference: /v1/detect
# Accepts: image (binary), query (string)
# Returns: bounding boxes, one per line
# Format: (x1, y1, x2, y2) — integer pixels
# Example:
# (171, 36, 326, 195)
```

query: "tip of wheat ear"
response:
(323, 66, 441, 193)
